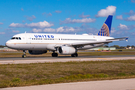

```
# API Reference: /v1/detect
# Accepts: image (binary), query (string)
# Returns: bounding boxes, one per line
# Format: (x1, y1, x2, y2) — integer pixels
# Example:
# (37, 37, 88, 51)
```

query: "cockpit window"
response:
(11, 37, 15, 39)
(11, 37, 21, 40)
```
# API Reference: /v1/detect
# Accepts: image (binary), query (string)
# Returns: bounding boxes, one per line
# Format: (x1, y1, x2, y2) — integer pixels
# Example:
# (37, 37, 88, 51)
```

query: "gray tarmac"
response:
(0, 55, 135, 64)
(1, 78, 135, 90)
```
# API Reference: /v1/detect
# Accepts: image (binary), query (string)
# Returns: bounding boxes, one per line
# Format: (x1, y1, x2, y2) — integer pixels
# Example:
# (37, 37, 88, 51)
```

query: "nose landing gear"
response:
(22, 50, 27, 58)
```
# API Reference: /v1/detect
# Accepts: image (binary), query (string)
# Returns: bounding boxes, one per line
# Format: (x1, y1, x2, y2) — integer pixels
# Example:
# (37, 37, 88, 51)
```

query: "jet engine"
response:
(28, 50, 47, 55)
(58, 46, 76, 55)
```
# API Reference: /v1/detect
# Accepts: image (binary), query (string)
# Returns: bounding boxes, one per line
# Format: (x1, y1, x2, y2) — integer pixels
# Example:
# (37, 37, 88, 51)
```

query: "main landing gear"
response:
(71, 53, 78, 57)
(52, 51, 58, 57)
(22, 50, 27, 58)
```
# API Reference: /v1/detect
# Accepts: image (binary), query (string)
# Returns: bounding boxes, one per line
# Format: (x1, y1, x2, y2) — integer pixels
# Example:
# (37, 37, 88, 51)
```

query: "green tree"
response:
(0, 45, 5, 48)
(112, 45, 120, 49)
(131, 45, 134, 49)
(127, 45, 130, 48)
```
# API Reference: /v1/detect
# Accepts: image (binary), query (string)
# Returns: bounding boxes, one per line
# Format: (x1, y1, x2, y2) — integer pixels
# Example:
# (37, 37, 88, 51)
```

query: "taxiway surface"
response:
(1, 78, 135, 90)
(0, 55, 135, 64)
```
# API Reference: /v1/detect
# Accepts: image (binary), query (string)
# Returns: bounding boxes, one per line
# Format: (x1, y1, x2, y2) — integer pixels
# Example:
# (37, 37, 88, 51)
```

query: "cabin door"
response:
(26, 34, 31, 44)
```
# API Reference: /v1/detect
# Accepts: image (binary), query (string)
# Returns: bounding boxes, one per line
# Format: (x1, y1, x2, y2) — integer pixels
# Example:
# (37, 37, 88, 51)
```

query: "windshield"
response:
(11, 37, 21, 40)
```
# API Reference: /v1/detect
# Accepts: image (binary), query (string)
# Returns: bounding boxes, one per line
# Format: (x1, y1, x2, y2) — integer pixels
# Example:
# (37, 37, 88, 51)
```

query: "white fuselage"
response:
(6, 33, 114, 50)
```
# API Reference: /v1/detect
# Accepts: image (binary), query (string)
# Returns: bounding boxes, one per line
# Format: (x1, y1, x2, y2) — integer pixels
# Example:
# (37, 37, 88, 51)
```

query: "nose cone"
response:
(5, 40, 18, 49)
(5, 40, 13, 48)
(6, 40, 10, 47)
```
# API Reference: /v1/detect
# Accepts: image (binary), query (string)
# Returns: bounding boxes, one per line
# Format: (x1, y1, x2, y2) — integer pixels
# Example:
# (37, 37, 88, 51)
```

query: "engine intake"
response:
(28, 50, 47, 55)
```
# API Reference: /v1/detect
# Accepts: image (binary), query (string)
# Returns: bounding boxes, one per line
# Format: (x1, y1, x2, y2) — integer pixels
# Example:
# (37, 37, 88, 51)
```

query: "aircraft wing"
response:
(106, 37, 128, 41)
(55, 37, 128, 48)
(69, 41, 112, 47)
(68, 37, 128, 47)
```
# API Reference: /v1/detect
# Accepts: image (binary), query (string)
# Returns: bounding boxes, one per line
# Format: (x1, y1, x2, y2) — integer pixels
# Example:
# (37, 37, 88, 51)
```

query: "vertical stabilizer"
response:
(97, 15, 113, 36)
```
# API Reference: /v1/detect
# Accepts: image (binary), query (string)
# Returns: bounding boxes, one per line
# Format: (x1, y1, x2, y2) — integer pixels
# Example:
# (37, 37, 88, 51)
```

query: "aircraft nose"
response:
(6, 41, 9, 47)
(5, 40, 11, 47)
(5, 40, 17, 49)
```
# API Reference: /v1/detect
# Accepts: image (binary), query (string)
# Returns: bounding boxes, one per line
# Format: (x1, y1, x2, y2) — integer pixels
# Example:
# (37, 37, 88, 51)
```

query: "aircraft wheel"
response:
(76, 53, 78, 57)
(22, 50, 27, 58)
(71, 54, 74, 57)
(22, 54, 26, 58)
(52, 53, 58, 57)
(71, 53, 78, 57)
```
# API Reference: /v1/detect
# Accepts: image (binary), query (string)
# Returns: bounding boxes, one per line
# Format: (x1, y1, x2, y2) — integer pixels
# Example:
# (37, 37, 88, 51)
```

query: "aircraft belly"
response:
(46, 44, 56, 50)
(33, 44, 47, 50)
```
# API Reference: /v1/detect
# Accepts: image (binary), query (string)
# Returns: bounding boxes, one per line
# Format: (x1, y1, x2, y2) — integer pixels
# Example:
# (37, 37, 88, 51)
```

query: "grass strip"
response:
(0, 60, 135, 88)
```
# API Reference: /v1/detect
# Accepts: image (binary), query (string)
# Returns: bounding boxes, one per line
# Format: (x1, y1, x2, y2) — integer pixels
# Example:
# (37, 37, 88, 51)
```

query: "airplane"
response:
(6, 15, 128, 58)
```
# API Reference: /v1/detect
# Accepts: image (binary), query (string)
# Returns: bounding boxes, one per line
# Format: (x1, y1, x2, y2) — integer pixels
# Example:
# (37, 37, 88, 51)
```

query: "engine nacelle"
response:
(28, 50, 47, 55)
(58, 46, 76, 55)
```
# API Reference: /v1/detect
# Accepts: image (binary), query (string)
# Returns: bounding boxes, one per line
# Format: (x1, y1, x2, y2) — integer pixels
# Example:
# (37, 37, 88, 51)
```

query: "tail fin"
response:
(97, 15, 113, 36)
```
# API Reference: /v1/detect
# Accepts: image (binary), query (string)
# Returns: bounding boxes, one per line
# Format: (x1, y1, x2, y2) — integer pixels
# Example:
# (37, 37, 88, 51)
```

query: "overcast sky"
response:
(0, 0, 135, 46)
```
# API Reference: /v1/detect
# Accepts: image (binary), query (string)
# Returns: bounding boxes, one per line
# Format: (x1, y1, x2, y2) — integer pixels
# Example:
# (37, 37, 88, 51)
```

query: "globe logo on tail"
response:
(97, 15, 113, 36)
(98, 23, 110, 36)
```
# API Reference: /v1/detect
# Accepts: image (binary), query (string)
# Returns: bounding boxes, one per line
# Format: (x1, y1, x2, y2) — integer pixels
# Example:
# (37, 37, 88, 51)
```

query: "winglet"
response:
(126, 37, 128, 42)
